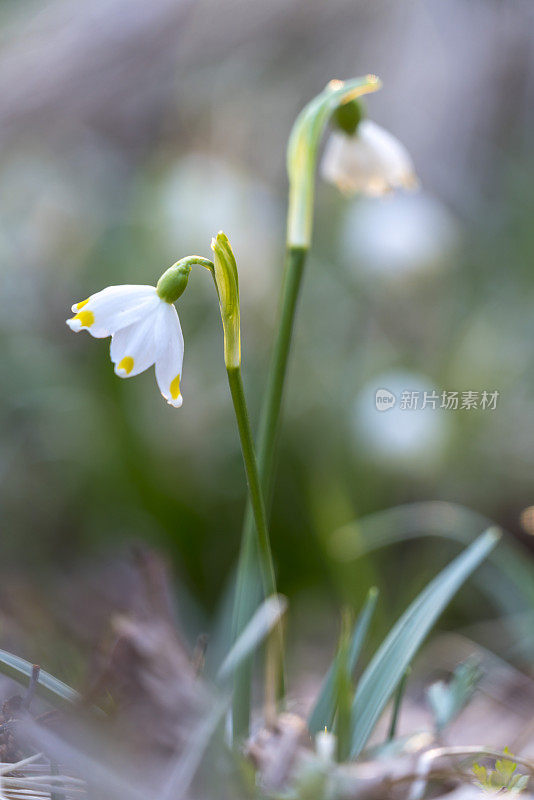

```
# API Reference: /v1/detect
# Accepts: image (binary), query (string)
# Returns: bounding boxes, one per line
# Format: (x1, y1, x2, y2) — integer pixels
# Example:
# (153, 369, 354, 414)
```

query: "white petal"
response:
(358, 120, 418, 191)
(110, 302, 163, 378)
(321, 131, 376, 195)
(154, 303, 184, 407)
(321, 122, 418, 197)
(67, 286, 158, 338)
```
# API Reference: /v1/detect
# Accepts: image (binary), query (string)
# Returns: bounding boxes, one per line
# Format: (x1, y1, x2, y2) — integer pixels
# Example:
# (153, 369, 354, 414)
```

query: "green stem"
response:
(229, 74, 380, 740)
(237, 244, 307, 563)
(255, 245, 307, 498)
(227, 366, 282, 742)
(227, 367, 277, 598)
(231, 245, 307, 739)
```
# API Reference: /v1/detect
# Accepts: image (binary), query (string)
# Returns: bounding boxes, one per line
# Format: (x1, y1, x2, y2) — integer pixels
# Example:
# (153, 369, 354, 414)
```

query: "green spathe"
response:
(211, 231, 241, 368)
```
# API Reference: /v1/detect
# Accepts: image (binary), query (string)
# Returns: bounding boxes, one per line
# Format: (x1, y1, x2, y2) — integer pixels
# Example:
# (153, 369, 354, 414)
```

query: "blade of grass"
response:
(349, 528, 500, 758)
(308, 587, 378, 735)
(387, 667, 410, 741)
(217, 595, 287, 685)
(334, 610, 353, 762)
(0, 649, 80, 709)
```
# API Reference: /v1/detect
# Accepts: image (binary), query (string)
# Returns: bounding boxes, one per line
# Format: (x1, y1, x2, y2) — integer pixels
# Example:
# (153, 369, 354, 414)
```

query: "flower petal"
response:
(321, 122, 418, 197)
(358, 120, 418, 192)
(67, 286, 158, 338)
(154, 302, 184, 407)
(110, 301, 164, 378)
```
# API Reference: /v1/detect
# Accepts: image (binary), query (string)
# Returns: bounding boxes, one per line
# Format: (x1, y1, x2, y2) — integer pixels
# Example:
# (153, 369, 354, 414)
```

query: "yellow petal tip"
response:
(68, 309, 94, 329)
(170, 374, 181, 400)
(117, 356, 134, 376)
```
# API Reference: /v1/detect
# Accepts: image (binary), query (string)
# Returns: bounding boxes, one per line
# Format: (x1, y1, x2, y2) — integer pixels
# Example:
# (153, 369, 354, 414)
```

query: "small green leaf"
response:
(496, 755, 517, 783)
(471, 747, 529, 794)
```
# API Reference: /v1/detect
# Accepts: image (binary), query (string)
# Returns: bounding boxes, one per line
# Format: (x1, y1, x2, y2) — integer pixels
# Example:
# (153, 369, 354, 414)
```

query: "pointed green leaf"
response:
(308, 587, 378, 735)
(349, 529, 500, 758)
(330, 502, 534, 629)
(217, 595, 286, 684)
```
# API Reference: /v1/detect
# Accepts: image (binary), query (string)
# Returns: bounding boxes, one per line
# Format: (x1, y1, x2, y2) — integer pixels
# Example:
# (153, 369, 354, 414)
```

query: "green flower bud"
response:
(211, 231, 240, 368)
(157, 261, 192, 303)
(332, 98, 365, 136)
(157, 256, 214, 303)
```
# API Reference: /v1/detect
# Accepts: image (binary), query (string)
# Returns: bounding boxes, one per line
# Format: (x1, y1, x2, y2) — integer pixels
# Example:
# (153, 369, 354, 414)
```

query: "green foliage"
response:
(308, 531, 498, 761)
(217, 595, 286, 684)
(349, 529, 499, 758)
(308, 587, 378, 736)
(427, 658, 482, 732)
(472, 749, 530, 794)
(334, 611, 353, 761)
(330, 503, 534, 645)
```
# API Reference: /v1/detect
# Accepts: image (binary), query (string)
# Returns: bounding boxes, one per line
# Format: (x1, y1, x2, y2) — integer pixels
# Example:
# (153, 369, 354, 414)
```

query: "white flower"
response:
(66, 285, 184, 407)
(315, 728, 336, 763)
(321, 120, 418, 197)
(342, 193, 458, 279)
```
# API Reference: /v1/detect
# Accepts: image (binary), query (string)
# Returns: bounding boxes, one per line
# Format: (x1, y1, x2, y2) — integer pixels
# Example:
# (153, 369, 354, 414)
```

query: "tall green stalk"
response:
(227, 366, 277, 601)
(231, 75, 381, 741)
(231, 245, 305, 740)
(205, 233, 282, 742)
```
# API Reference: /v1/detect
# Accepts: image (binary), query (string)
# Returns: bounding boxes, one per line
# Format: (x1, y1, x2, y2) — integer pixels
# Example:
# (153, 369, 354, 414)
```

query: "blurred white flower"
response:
(315, 728, 336, 762)
(352, 371, 450, 468)
(157, 154, 281, 304)
(342, 192, 458, 279)
(67, 285, 184, 407)
(321, 120, 418, 197)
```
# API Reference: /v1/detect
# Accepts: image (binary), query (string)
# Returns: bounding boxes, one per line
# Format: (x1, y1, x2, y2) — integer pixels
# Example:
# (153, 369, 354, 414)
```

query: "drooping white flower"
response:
(66, 284, 184, 407)
(321, 120, 418, 197)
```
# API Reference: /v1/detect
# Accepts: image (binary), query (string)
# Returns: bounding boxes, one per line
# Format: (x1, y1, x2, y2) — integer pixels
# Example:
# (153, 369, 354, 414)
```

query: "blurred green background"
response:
(1, 0, 534, 667)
